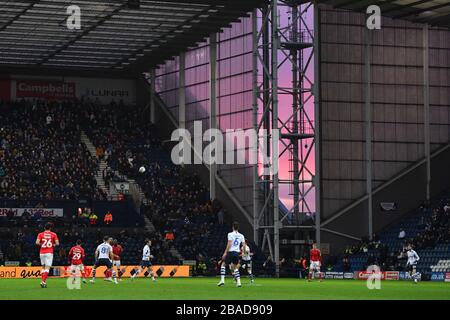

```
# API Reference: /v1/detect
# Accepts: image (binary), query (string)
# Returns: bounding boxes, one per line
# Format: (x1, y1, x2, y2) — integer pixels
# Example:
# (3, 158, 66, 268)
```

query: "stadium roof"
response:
(309, 0, 450, 29)
(0, 0, 264, 77)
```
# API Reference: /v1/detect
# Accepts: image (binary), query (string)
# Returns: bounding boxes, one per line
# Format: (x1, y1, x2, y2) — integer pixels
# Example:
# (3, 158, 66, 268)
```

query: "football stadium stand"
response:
(334, 191, 450, 278)
(0, 99, 266, 275)
(0, 100, 105, 201)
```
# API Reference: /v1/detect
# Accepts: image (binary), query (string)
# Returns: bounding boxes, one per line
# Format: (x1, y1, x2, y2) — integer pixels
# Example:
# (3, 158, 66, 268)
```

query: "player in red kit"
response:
(308, 243, 323, 282)
(111, 239, 124, 281)
(35, 223, 59, 288)
(68, 239, 87, 283)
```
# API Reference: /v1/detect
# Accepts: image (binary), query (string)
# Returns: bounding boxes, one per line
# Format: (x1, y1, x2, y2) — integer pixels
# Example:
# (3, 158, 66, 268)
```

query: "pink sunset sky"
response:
(273, 5, 316, 213)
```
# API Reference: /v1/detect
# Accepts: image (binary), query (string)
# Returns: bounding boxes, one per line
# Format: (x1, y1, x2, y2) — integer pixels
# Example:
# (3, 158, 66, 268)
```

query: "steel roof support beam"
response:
(179, 51, 186, 131)
(0, 0, 39, 32)
(342, 0, 398, 11)
(271, 0, 280, 278)
(313, 0, 321, 248)
(364, 26, 373, 240)
(142, 0, 265, 7)
(425, 14, 450, 27)
(334, 0, 366, 9)
(378, 0, 433, 13)
(252, 8, 259, 246)
(423, 24, 430, 201)
(150, 70, 156, 124)
(0, 0, 266, 73)
(392, 1, 449, 19)
(37, 3, 127, 65)
(209, 32, 217, 201)
(126, 4, 234, 70)
(253, 0, 318, 275)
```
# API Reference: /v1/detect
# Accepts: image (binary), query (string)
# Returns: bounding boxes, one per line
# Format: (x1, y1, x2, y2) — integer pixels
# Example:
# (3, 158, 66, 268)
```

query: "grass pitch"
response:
(0, 277, 448, 300)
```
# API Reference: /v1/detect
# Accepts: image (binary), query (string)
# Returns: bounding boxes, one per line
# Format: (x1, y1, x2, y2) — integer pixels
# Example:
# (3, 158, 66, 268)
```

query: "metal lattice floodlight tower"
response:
(252, 0, 319, 276)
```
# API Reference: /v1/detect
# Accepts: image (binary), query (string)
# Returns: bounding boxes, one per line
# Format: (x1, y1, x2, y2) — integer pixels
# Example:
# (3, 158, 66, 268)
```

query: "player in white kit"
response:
(406, 245, 421, 283)
(218, 222, 245, 287)
(131, 239, 156, 282)
(90, 236, 117, 284)
(240, 239, 254, 283)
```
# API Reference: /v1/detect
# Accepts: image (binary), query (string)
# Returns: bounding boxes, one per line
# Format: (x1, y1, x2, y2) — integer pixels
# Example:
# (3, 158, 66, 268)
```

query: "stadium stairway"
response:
(169, 247, 184, 262)
(110, 170, 157, 235)
(80, 131, 113, 198)
(80, 131, 161, 241)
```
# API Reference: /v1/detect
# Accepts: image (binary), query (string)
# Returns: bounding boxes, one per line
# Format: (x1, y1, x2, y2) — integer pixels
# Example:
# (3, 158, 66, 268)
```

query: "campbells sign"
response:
(16, 80, 76, 99)
(0, 208, 64, 217)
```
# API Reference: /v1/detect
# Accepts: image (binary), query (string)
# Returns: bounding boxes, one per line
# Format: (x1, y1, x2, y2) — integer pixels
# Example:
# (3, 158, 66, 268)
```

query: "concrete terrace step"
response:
(169, 247, 184, 261)
(81, 132, 160, 248)
(80, 131, 110, 196)
(143, 215, 155, 233)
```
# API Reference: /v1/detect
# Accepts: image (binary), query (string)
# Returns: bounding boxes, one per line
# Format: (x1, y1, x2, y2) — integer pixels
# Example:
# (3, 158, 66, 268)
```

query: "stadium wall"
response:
(322, 143, 450, 253)
(319, 6, 450, 252)
(154, 17, 255, 234)
(152, 93, 254, 239)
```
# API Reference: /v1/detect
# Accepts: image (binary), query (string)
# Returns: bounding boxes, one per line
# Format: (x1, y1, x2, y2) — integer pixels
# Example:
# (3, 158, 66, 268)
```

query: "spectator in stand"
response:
(79, 209, 90, 226)
(398, 228, 406, 240)
(165, 230, 175, 243)
(25, 257, 32, 267)
(104, 211, 113, 226)
(444, 202, 450, 213)
(96, 146, 105, 160)
(57, 99, 234, 263)
(58, 246, 67, 261)
(298, 256, 308, 278)
(89, 212, 98, 227)
(0, 99, 106, 202)
(263, 256, 275, 277)
(342, 256, 350, 272)
(196, 254, 207, 276)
